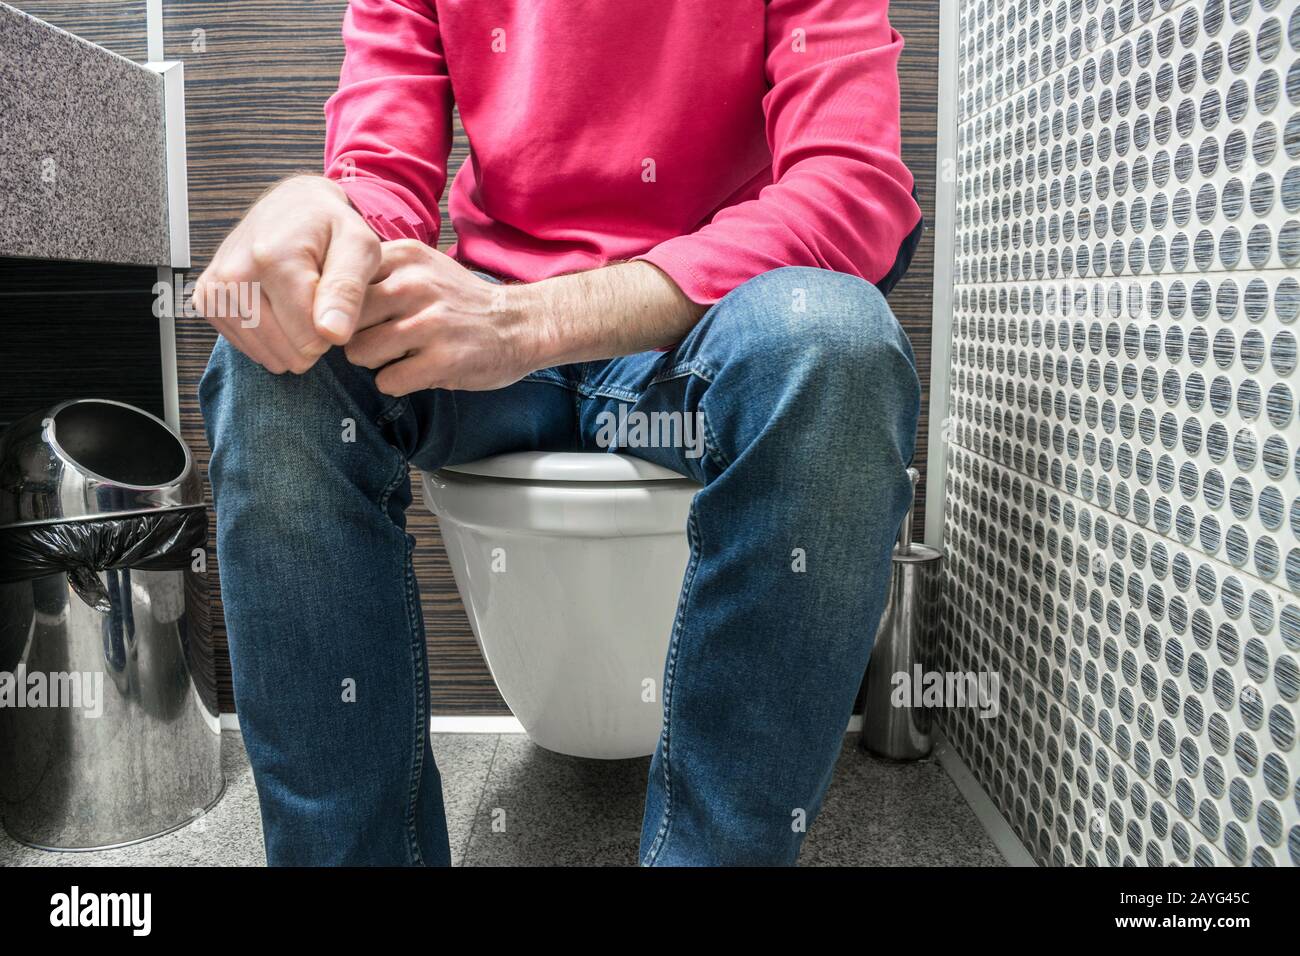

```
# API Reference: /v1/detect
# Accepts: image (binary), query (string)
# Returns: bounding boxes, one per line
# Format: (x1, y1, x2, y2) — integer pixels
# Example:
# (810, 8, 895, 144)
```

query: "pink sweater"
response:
(323, 0, 920, 305)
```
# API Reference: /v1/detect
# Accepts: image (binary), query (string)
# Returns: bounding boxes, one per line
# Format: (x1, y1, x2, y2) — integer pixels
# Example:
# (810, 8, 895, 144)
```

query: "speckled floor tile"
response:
(462, 733, 1007, 867)
(0, 731, 1009, 866)
(462, 735, 651, 867)
(798, 735, 1007, 867)
(428, 733, 498, 865)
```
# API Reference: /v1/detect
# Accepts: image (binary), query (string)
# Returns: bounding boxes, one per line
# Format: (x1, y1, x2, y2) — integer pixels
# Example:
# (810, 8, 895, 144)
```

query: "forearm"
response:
(509, 262, 708, 370)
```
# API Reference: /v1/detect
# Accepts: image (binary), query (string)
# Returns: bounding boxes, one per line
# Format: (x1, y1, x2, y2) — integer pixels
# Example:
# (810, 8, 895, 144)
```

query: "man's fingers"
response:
(374, 353, 434, 397)
(211, 319, 286, 374)
(238, 294, 300, 374)
(355, 273, 410, 333)
(195, 275, 281, 372)
(344, 317, 420, 369)
(193, 175, 373, 375)
(373, 237, 426, 281)
(264, 267, 330, 362)
(256, 291, 328, 374)
(313, 224, 380, 345)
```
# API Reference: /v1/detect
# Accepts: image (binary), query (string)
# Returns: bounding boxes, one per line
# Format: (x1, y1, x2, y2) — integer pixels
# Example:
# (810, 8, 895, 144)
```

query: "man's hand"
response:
(192, 176, 380, 374)
(348, 241, 708, 396)
(345, 240, 537, 394)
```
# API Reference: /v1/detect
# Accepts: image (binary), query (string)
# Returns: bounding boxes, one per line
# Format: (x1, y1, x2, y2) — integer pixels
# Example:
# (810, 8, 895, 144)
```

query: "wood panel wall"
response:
(890, 3, 940, 536)
(18, 1, 940, 714)
(6, 0, 147, 61)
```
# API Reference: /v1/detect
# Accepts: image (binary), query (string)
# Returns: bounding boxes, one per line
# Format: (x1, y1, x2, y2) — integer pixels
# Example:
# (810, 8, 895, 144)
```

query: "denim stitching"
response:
(584, 359, 716, 403)
(573, 385, 583, 442)
(583, 384, 639, 401)
(374, 442, 425, 865)
(642, 504, 703, 865)
(376, 444, 406, 513)
(698, 401, 732, 472)
(376, 395, 409, 426)
(654, 359, 715, 389)
(522, 369, 577, 391)
(402, 532, 428, 866)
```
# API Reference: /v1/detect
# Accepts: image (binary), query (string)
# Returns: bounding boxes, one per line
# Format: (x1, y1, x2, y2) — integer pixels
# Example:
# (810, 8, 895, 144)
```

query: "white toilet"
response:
(422, 452, 701, 759)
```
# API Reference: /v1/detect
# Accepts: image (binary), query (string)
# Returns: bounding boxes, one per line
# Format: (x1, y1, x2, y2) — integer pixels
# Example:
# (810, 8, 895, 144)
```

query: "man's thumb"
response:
(313, 228, 378, 344)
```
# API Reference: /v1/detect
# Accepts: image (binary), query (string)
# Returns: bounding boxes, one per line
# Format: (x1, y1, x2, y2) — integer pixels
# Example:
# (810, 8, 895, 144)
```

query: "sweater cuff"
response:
(333, 176, 433, 244)
(634, 242, 723, 353)
(633, 240, 721, 308)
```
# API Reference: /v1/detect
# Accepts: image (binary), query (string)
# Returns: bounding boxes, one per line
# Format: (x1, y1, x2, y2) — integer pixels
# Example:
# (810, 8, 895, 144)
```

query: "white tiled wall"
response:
(936, 0, 1300, 865)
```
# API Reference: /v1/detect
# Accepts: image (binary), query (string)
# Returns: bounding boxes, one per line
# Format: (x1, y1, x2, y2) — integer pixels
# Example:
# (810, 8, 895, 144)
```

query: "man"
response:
(198, 0, 922, 866)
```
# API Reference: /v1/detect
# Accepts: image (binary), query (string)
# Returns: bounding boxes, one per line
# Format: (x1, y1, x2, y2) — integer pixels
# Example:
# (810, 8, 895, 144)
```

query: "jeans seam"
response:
(656, 360, 715, 388)
(375, 445, 425, 866)
(642, 504, 703, 866)
(522, 370, 579, 392)
(698, 401, 732, 472)
(583, 359, 716, 403)
(376, 395, 409, 426)
(402, 532, 428, 867)
(376, 442, 406, 513)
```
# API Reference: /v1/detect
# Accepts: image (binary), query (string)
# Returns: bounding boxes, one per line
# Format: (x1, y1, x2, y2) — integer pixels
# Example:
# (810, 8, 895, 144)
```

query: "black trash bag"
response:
(0, 507, 207, 612)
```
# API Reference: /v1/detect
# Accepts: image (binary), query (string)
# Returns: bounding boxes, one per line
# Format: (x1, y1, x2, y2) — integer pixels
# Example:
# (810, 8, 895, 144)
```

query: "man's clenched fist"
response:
(192, 175, 379, 374)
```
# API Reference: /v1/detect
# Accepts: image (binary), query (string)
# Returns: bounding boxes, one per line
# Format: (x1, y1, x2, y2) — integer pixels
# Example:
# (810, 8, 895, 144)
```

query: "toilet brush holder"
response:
(860, 468, 944, 761)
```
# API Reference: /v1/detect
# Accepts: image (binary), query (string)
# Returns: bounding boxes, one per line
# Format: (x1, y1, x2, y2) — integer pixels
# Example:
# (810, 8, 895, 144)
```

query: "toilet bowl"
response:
(422, 452, 701, 759)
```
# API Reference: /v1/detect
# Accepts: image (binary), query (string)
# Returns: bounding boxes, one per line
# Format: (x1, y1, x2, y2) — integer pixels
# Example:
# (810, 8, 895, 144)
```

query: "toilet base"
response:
(441, 527, 685, 760)
(423, 457, 698, 761)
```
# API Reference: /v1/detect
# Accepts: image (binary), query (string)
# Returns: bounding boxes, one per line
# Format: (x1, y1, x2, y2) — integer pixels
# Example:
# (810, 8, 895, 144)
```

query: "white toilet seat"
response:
(440, 450, 689, 483)
(426, 452, 699, 538)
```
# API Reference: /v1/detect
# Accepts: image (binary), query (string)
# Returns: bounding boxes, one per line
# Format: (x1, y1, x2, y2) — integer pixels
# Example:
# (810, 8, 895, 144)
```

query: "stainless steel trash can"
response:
(861, 469, 944, 760)
(0, 399, 223, 850)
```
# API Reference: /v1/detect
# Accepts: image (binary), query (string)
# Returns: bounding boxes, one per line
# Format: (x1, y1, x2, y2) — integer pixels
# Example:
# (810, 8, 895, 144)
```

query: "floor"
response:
(0, 731, 1007, 867)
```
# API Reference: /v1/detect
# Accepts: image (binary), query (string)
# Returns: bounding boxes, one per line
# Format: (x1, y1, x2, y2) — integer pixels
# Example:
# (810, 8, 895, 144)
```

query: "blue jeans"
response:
(200, 266, 920, 865)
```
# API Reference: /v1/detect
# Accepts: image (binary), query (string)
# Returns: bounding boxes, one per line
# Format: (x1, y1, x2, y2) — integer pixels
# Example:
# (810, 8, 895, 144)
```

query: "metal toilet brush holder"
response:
(860, 468, 944, 761)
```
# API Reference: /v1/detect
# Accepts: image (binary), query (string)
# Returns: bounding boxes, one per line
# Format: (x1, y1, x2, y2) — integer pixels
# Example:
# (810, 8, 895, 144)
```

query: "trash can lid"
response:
(0, 399, 201, 527)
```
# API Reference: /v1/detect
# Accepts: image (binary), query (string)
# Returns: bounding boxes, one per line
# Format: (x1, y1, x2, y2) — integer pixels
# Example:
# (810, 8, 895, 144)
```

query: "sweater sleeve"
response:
(635, 0, 921, 304)
(323, 0, 452, 244)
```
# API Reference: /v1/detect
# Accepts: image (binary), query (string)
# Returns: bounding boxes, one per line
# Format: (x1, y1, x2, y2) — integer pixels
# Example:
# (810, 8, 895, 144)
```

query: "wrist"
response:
(496, 281, 559, 374)
(275, 174, 350, 210)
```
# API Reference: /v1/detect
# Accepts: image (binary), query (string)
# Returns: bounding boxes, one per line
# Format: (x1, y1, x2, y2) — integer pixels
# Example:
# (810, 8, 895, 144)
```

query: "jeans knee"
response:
(717, 267, 912, 374)
(704, 267, 920, 447)
(199, 338, 389, 506)
(202, 338, 296, 462)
